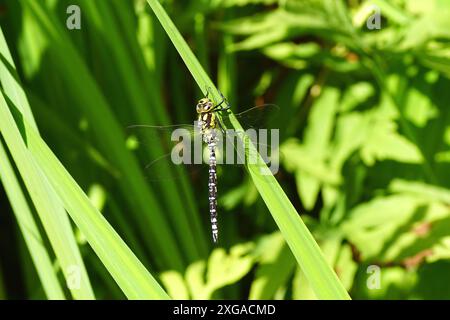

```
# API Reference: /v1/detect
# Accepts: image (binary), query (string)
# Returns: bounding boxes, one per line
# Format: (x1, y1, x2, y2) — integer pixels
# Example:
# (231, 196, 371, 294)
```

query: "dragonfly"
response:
(128, 89, 278, 244)
(194, 90, 230, 243)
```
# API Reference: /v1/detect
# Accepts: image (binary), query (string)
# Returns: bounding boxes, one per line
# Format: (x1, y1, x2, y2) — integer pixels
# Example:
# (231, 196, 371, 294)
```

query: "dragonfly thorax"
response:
(198, 111, 217, 133)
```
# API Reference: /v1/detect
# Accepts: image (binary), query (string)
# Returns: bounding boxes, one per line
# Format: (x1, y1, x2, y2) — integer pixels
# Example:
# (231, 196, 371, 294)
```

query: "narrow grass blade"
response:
(0, 28, 94, 299)
(0, 90, 170, 300)
(0, 141, 64, 299)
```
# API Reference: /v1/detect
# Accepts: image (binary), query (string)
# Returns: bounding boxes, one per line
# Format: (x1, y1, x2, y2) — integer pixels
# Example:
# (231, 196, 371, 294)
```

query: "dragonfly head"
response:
(196, 97, 214, 113)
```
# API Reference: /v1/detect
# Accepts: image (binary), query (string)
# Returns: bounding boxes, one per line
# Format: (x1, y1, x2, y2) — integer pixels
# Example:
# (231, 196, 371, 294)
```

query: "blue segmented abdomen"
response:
(199, 112, 219, 243)
(208, 139, 218, 243)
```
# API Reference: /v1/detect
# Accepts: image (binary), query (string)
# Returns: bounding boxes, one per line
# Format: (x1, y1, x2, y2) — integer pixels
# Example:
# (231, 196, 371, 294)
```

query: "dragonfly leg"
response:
(215, 99, 225, 109)
(214, 90, 231, 111)
(205, 86, 212, 98)
(216, 104, 231, 112)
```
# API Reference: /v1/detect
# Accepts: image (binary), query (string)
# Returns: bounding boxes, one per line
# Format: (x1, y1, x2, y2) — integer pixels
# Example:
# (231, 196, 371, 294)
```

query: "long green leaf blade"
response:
(0, 27, 94, 300)
(0, 141, 64, 299)
(0, 89, 169, 300)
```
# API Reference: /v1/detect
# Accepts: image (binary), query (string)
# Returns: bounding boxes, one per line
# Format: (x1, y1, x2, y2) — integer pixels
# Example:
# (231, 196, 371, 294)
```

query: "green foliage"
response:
(161, 242, 255, 299)
(0, 0, 449, 300)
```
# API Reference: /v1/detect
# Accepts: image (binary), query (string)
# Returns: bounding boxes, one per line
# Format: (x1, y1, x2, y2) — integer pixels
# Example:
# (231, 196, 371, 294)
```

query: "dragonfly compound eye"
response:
(196, 98, 214, 113)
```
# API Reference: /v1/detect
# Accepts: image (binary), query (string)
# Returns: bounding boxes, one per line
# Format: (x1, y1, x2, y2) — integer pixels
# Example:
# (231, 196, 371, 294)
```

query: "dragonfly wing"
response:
(212, 128, 280, 178)
(126, 123, 207, 182)
(127, 123, 198, 153)
(217, 103, 280, 131)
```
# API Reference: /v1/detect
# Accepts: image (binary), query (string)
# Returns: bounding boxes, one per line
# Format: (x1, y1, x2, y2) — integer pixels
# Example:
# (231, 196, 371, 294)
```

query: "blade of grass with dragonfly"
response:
(146, 0, 350, 299)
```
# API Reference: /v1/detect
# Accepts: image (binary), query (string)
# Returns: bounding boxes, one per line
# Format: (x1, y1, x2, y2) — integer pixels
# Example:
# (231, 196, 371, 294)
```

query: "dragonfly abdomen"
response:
(206, 131, 219, 243)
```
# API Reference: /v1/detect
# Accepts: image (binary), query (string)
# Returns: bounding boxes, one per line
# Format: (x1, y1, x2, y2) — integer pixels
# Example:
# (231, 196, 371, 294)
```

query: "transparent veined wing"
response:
(126, 103, 280, 183)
